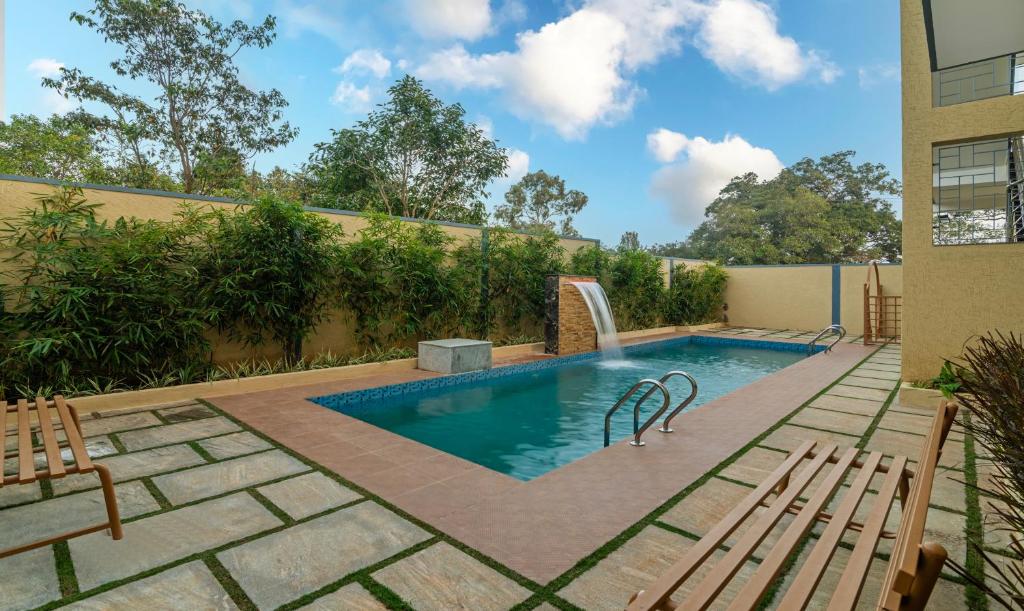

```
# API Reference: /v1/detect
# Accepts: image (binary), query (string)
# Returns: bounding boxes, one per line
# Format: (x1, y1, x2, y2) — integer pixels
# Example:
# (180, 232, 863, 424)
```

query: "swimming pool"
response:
(312, 336, 813, 480)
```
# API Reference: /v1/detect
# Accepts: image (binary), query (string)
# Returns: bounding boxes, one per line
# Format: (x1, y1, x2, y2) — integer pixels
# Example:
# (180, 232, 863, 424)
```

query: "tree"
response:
(687, 152, 902, 264)
(0, 114, 110, 182)
(494, 170, 588, 235)
(618, 231, 641, 251)
(44, 0, 296, 194)
(306, 76, 508, 224)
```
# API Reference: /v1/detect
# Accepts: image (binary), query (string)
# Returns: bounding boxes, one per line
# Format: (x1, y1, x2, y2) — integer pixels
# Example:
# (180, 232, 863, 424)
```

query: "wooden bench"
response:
(2, 396, 123, 558)
(627, 401, 959, 610)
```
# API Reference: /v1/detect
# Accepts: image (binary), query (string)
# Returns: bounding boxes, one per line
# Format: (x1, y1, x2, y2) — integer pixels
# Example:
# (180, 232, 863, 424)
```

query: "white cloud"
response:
(406, 0, 492, 41)
(650, 133, 784, 225)
(337, 49, 391, 79)
(694, 0, 840, 90)
(27, 58, 64, 78)
(417, 9, 638, 139)
(275, 0, 346, 44)
(416, 0, 835, 139)
(504, 148, 530, 183)
(475, 115, 494, 138)
(331, 81, 373, 113)
(42, 89, 75, 115)
(646, 128, 689, 163)
(857, 63, 900, 89)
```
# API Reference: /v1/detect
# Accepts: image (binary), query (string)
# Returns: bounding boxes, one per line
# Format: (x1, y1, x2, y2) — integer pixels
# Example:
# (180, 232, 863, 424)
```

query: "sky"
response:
(3, 0, 902, 246)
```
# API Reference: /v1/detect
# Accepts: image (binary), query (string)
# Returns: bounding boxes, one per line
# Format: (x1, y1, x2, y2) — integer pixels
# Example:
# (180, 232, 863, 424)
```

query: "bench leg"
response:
(902, 542, 947, 611)
(94, 464, 123, 540)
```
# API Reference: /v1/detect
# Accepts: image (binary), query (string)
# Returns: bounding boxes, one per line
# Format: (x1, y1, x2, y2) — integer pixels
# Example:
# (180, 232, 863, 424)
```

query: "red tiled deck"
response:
(207, 334, 874, 583)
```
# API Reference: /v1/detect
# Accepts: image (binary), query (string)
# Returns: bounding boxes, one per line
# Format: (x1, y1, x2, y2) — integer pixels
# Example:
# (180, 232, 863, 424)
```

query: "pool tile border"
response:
(311, 334, 824, 410)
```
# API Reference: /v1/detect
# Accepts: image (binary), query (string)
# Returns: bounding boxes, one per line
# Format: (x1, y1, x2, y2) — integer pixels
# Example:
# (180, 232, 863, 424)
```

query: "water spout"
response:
(571, 281, 623, 360)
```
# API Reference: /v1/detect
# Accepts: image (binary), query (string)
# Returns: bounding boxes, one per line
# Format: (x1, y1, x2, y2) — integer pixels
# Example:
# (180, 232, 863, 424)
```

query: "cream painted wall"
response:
(722, 266, 833, 331)
(900, 0, 1024, 381)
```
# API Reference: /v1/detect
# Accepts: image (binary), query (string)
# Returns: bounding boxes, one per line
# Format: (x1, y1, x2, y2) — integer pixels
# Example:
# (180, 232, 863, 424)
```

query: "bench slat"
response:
(16, 400, 35, 484)
(827, 454, 908, 611)
(627, 440, 820, 611)
(54, 397, 92, 473)
(34, 397, 66, 479)
(1, 402, 10, 488)
(682, 443, 841, 609)
(727, 447, 861, 610)
(776, 450, 884, 610)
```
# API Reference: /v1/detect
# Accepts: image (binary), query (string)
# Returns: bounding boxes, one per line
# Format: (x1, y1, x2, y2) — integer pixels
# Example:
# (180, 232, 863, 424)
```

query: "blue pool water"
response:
(313, 337, 809, 480)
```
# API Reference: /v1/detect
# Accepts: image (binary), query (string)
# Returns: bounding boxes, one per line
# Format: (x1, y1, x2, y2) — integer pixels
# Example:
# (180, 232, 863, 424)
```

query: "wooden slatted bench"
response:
(2, 395, 123, 558)
(627, 401, 959, 611)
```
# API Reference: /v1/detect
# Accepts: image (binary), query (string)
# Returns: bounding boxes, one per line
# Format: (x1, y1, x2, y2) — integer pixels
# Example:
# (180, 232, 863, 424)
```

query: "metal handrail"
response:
(604, 379, 670, 447)
(808, 324, 846, 355)
(658, 371, 698, 433)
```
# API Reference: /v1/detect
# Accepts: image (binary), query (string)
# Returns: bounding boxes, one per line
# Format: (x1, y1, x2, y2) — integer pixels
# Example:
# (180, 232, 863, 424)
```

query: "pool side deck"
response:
(208, 332, 874, 582)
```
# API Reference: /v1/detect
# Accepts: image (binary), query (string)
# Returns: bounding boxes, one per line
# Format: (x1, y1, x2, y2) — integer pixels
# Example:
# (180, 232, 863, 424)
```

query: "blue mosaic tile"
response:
(308, 334, 823, 411)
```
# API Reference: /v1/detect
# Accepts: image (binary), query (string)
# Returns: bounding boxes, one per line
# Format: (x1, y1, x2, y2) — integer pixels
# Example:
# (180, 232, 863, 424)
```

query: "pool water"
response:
(315, 338, 807, 480)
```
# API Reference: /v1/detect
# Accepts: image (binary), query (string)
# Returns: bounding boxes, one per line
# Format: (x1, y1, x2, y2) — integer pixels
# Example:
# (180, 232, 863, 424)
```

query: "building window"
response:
(932, 51, 1024, 107)
(932, 136, 1024, 245)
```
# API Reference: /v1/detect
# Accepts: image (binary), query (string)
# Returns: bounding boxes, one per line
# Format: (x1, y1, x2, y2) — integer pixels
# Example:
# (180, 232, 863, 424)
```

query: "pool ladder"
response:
(807, 324, 846, 355)
(603, 371, 699, 447)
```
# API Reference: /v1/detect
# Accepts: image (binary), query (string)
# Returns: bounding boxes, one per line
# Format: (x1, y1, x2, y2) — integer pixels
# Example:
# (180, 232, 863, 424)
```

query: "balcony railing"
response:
(932, 51, 1023, 107)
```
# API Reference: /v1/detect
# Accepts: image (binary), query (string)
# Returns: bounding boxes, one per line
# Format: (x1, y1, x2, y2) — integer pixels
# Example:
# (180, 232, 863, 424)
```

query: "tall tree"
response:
(686, 152, 902, 264)
(306, 76, 508, 224)
(494, 170, 588, 235)
(0, 114, 110, 182)
(44, 0, 296, 194)
(618, 231, 641, 251)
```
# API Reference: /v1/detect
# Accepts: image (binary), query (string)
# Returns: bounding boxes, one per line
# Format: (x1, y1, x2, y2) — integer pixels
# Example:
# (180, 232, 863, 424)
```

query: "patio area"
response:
(0, 334, 1002, 610)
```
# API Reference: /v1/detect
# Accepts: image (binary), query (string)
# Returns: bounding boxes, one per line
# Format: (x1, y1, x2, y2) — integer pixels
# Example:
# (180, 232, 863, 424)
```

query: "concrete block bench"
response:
(418, 339, 493, 374)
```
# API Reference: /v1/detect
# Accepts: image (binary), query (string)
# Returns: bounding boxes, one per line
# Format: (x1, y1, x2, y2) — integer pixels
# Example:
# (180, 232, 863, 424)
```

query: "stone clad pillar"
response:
(544, 275, 598, 355)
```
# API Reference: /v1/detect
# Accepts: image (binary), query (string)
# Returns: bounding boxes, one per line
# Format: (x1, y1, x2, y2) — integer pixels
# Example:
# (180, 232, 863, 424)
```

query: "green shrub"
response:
(339, 214, 479, 347)
(0, 187, 210, 399)
(485, 229, 565, 337)
(569, 244, 612, 285)
(607, 247, 664, 331)
(663, 263, 728, 325)
(191, 196, 345, 362)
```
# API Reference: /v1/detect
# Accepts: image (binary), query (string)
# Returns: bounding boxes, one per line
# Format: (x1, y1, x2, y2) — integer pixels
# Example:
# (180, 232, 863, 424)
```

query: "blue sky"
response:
(4, 0, 901, 245)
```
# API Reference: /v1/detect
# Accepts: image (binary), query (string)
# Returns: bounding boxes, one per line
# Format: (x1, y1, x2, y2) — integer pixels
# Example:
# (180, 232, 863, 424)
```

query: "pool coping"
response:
(207, 332, 875, 583)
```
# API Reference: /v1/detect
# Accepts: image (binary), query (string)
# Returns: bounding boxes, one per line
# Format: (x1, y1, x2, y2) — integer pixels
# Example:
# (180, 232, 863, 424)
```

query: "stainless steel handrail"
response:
(658, 371, 698, 433)
(808, 324, 846, 355)
(604, 379, 670, 447)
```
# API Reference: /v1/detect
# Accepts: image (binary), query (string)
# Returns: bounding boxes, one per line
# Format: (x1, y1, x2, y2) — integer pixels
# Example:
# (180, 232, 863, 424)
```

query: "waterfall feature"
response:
(571, 282, 623, 359)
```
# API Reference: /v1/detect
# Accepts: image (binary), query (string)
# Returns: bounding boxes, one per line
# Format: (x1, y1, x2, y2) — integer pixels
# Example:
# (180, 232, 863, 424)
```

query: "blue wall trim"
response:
(831, 264, 841, 325)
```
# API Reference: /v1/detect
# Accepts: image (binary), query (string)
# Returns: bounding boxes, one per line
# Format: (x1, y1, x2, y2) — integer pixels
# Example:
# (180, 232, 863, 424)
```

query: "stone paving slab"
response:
(0, 547, 62, 611)
(0, 480, 159, 552)
(117, 417, 241, 452)
(152, 449, 309, 505)
(841, 375, 899, 391)
(257, 471, 361, 520)
(373, 542, 532, 611)
(157, 403, 216, 422)
(197, 431, 273, 460)
(71, 492, 281, 591)
(865, 429, 966, 469)
(849, 368, 901, 381)
(758, 425, 860, 454)
(787, 407, 873, 436)
(0, 481, 42, 508)
(78, 412, 162, 438)
(718, 447, 788, 486)
(857, 362, 902, 373)
(808, 394, 884, 417)
(66, 561, 237, 610)
(558, 525, 756, 611)
(659, 478, 751, 539)
(826, 384, 892, 402)
(218, 501, 431, 609)
(4, 437, 117, 477)
(297, 584, 386, 610)
(51, 444, 206, 495)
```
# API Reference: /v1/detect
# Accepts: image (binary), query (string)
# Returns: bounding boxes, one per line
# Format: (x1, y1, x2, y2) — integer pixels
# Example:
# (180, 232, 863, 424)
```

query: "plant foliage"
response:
(607, 246, 664, 331)
(484, 229, 565, 337)
(0, 187, 210, 398)
(663, 264, 728, 325)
